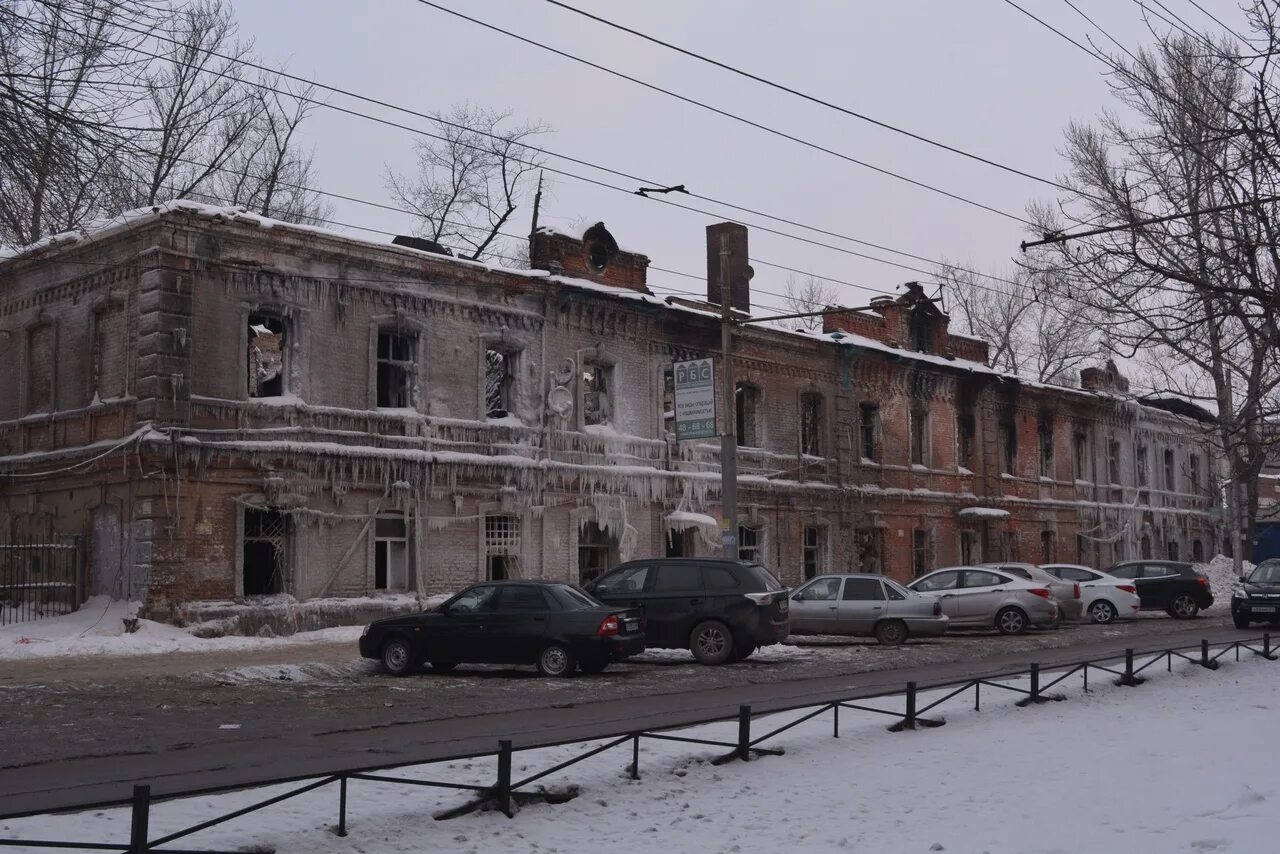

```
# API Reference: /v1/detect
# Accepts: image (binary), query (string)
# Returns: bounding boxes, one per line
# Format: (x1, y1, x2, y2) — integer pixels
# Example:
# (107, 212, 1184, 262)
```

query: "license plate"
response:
(1252, 605, 1276, 614)
(625, 620, 640, 631)
(778, 597, 788, 614)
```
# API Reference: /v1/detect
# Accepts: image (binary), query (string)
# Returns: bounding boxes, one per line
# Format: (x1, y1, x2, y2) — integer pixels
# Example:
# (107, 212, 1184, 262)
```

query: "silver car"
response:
(908, 566, 1060, 635)
(788, 574, 949, 645)
(981, 562, 1084, 622)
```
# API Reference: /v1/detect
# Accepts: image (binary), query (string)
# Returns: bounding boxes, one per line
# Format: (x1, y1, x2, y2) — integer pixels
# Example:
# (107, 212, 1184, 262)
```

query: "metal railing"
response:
(0, 536, 82, 626)
(1, 633, 1275, 853)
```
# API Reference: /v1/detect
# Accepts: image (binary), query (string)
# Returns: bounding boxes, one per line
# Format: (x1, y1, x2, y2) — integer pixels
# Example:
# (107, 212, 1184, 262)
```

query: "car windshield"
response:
(1248, 561, 1280, 583)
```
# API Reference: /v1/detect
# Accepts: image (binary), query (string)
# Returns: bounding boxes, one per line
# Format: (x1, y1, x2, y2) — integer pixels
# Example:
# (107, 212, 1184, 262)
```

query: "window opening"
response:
(1108, 439, 1121, 484)
(738, 525, 761, 563)
(956, 409, 975, 470)
(803, 525, 824, 580)
(577, 521, 615, 585)
(910, 403, 930, 466)
(485, 349, 515, 419)
(485, 514, 520, 581)
(855, 527, 884, 574)
(999, 420, 1017, 475)
(1163, 449, 1176, 490)
(582, 360, 612, 426)
(1192, 539, 1204, 562)
(377, 330, 415, 408)
(1189, 454, 1201, 494)
(1040, 530, 1056, 563)
(1167, 540, 1180, 561)
(243, 508, 289, 596)
(959, 529, 979, 566)
(662, 368, 675, 435)
(735, 382, 761, 447)
(913, 529, 931, 577)
(800, 392, 823, 456)
(1136, 442, 1149, 487)
(1073, 431, 1089, 481)
(375, 517, 409, 591)
(859, 403, 879, 461)
(248, 315, 285, 398)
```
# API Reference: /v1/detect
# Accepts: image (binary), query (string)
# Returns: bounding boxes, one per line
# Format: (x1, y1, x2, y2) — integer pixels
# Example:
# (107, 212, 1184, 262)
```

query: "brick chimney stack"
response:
(706, 222, 751, 312)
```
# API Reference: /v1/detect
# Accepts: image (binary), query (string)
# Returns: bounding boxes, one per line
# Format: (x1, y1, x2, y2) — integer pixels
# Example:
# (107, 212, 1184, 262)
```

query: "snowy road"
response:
(3, 638, 1277, 853)
(0, 612, 1258, 817)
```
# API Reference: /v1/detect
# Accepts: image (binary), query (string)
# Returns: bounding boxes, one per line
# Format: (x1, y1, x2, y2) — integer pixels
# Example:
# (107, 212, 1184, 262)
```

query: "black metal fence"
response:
(0, 536, 82, 626)
(1, 634, 1275, 853)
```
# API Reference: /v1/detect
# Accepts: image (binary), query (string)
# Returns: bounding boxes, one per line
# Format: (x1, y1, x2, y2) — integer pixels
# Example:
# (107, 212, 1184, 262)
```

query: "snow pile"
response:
(1195, 553, 1252, 612)
(631, 643, 810, 665)
(184, 592, 427, 637)
(0, 596, 366, 661)
(5, 655, 1275, 852)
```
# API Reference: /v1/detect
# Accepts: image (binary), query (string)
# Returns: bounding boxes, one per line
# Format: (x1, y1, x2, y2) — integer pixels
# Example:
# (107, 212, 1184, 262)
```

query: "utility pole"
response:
(719, 233, 738, 559)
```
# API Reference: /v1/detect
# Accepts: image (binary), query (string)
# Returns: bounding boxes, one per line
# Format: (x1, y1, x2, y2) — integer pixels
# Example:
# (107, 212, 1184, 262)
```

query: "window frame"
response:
(799, 391, 824, 457)
(246, 312, 288, 399)
(373, 515, 411, 591)
(374, 325, 419, 410)
(735, 381, 763, 448)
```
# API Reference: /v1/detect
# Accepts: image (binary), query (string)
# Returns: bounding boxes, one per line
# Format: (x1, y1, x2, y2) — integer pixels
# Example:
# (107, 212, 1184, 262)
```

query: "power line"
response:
(409, 0, 1034, 225)
(1181, 0, 1248, 42)
(540, 0, 1076, 196)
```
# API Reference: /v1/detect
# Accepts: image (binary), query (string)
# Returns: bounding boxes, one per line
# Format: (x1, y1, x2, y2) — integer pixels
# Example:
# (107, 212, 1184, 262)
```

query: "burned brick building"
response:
(0, 202, 1220, 623)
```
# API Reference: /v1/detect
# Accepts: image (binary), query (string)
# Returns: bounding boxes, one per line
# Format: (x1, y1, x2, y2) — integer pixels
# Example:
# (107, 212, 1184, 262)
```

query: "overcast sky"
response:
(227, 0, 1254, 316)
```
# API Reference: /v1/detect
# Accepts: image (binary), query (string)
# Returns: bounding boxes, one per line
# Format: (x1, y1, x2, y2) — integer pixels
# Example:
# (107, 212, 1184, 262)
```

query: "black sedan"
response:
(1232, 559, 1280, 628)
(1103, 560, 1214, 618)
(358, 581, 644, 677)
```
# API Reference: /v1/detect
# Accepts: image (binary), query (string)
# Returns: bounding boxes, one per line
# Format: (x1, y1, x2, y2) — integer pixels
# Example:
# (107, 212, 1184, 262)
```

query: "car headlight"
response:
(361, 624, 371, 637)
(1232, 589, 1248, 600)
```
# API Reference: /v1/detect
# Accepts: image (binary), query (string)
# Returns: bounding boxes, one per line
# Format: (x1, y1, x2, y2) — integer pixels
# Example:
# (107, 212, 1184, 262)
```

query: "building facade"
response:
(0, 202, 1220, 621)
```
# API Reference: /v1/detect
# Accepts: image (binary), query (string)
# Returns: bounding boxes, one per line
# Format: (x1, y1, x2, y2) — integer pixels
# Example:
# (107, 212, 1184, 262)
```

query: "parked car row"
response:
(358, 557, 1218, 677)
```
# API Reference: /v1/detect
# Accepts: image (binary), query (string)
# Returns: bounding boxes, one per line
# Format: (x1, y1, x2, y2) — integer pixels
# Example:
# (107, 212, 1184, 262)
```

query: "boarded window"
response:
(375, 517, 410, 591)
(803, 525, 824, 580)
(582, 360, 612, 426)
(736, 382, 761, 447)
(377, 330, 415, 408)
(243, 508, 289, 596)
(485, 514, 520, 580)
(485, 349, 515, 418)
(800, 392, 823, 456)
(859, 403, 879, 461)
(247, 315, 285, 398)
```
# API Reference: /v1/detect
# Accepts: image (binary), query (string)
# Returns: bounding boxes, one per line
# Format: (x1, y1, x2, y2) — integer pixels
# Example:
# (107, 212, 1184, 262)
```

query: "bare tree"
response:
(780, 274, 838, 332)
(115, 0, 260, 209)
(937, 264, 1098, 382)
(211, 78, 332, 224)
(1024, 13, 1280, 561)
(0, 0, 159, 246)
(384, 104, 549, 261)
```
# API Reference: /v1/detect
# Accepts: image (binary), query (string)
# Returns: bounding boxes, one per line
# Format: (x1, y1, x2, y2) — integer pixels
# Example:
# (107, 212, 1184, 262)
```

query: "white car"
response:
(908, 567, 1060, 635)
(1040, 564, 1142, 624)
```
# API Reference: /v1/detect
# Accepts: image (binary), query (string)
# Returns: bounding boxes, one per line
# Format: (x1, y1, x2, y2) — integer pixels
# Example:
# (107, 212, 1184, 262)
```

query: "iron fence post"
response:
(737, 705, 752, 761)
(1029, 664, 1040, 703)
(128, 784, 150, 853)
(1118, 648, 1142, 686)
(337, 775, 347, 837)
(1200, 639, 1219, 670)
(630, 734, 640, 780)
(974, 680, 980, 711)
(496, 740, 513, 817)
(832, 702, 839, 738)
(1266, 633, 1273, 659)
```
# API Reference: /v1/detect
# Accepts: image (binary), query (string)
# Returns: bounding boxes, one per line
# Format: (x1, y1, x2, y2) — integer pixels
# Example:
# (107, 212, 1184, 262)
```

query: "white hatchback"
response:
(1040, 564, 1142, 624)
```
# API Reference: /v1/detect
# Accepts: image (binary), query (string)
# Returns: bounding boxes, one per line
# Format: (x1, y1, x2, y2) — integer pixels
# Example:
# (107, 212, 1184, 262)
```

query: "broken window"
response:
(582, 360, 613, 426)
(738, 525, 761, 563)
(803, 525, 825, 579)
(1108, 439, 1121, 484)
(913, 529, 932, 577)
(1073, 431, 1089, 481)
(375, 517, 410, 591)
(377, 330, 415, 408)
(1163, 448, 1176, 491)
(956, 408, 975, 470)
(735, 382, 761, 447)
(959, 529, 979, 565)
(485, 514, 520, 580)
(484, 348, 515, 419)
(243, 508, 289, 596)
(859, 403, 879, 461)
(800, 392, 823, 456)
(1189, 454, 1201, 494)
(999, 419, 1017, 475)
(1136, 442, 1149, 487)
(247, 315, 285, 398)
(855, 527, 884, 574)
(1040, 530, 1056, 563)
(577, 521, 615, 585)
(910, 402, 930, 466)
(1038, 420, 1054, 478)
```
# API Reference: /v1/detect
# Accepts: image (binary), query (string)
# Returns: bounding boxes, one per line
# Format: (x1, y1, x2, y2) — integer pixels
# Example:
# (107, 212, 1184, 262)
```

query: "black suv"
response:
(584, 558, 790, 665)
(1231, 559, 1280, 628)
(1104, 560, 1214, 618)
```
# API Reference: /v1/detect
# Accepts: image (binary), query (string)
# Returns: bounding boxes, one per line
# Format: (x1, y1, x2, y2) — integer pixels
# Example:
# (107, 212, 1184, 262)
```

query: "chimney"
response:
(529, 222, 650, 292)
(706, 222, 751, 312)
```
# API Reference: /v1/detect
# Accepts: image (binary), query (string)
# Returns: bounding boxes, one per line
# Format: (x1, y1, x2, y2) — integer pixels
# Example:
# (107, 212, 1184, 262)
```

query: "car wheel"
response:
(995, 607, 1028, 635)
(381, 637, 418, 676)
(578, 655, 609, 674)
(690, 620, 734, 665)
(1088, 600, 1118, 625)
(1233, 614, 1251, 630)
(874, 619, 909, 646)
(428, 660, 457, 673)
(536, 643, 576, 677)
(1168, 594, 1200, 619)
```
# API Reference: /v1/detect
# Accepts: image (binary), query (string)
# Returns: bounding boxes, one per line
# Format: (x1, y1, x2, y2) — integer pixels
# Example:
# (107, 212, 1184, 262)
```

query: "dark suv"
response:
(1104, 560, 1214, 618)
(584, 558, 790, 665)
(1231, 559, 1280, 628)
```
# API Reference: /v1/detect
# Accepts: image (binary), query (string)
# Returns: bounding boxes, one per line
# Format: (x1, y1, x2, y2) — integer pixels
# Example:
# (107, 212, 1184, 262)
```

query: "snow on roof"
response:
(957, 507, 1011, 518)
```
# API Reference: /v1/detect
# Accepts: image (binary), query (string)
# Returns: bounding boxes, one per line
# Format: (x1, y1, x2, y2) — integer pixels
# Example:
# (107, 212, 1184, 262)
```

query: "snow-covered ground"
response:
(1196, 555, 1251, 614)
(3, 653, 1274, 853)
